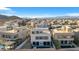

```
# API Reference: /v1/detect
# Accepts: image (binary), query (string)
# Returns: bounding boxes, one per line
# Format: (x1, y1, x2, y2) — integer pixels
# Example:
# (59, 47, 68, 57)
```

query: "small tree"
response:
(18, 20, 26, 26)
(54, 40, 61, 49)
(74, 36, 79, 46)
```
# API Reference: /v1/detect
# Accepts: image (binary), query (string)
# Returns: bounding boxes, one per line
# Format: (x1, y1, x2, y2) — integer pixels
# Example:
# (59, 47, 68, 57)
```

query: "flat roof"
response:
(3, 41, 15, 45)
(32, 28, 50, 34)
(5, 29, 17, 33)
(33, 27, 49, 30)
(73, 28, 79, 32)
(53, 29, 73, 33)
(0, 38, 15, 45)
(53, 26, 73, 33)
(0, 29, 18, 34)
(55, 38, 74, 40)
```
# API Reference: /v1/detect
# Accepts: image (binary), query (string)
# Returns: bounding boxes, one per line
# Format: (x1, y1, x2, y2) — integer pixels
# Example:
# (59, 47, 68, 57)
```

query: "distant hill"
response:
(0, 15, 8, 20)
(0, 15, 22, 26)
(0, 14, 79, 21)
(0, 15, 22, 21)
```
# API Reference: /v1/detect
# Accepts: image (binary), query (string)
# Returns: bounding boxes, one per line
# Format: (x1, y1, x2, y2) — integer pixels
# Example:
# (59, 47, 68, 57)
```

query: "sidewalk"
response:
(15, 39, 29, 49)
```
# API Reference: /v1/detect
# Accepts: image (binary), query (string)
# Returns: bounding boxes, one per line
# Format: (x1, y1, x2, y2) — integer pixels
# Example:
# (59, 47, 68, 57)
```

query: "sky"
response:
(0, 7, 79, 18)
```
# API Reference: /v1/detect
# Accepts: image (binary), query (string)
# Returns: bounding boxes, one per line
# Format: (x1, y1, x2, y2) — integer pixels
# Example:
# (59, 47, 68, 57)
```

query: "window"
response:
(36, 36, 48, 40)
(43, 42, 50, 45)
(47, 42, 50, 45)
(40, 31, 42, 33)
(36, 42, 39, 45)
(63, 36, 66, 38)
(33, 42, 39, 46)
(58, 35, 63, 38)
(44, 42, 46, 45)
(14, 34, 18, 38)
(36, 31, 43, 34)
(36, 31, 39, 34)
(2, 35, 5, 38)
(44, 36, 48, 39)
(14, 36, 17, 38)
(64, 40, 67, 44)
(33, 42, 35, 45)
(8, 36, 11, 38)
(69, 41, 73, 44)
(61, 41, 63, 44)
(36, 37, 39, 39)
(32, 31, 35, 34)
(71, 35, 74, 38)
(6, 35, 11, 38)
(2, 35, 11, 38)
(67, 36, 71, 39)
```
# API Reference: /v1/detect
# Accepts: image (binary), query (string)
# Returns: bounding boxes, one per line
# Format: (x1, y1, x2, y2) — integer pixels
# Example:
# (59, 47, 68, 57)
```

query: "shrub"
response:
(53, 40, 61, 49)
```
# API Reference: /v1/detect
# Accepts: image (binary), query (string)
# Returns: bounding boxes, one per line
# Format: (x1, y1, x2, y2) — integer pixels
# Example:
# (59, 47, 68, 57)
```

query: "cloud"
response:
(66, 13, 79, 16)
(0, 7, 16, 16)
(0, 7, 11, 10)
(16, 13, 79, 18)
(18, 14, 58, 18)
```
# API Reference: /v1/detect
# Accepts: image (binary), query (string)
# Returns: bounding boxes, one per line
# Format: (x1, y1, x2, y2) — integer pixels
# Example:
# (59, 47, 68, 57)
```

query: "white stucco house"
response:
(31, 27, 52, 48)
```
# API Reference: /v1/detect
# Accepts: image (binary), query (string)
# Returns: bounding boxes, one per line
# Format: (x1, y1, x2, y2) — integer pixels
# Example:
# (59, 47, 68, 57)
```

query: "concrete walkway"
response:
(15, 39, 29, 49)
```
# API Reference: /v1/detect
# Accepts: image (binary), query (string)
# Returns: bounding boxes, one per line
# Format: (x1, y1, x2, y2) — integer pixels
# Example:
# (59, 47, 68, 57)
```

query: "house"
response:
(2, 41, 15, 50)
(31, 28, 52, 48)
(52, 26, 75, 48)
(0, 37, 15, 50)
(0, 24, 29, 50)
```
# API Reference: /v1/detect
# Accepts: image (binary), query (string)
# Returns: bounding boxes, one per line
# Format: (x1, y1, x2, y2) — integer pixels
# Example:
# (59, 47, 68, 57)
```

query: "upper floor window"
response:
(36, 36, 48, 40)
(32, 31, 43, 34)
(2, 34, 17, 39)
(57, 35, 74, 39)
(36, 31, 39, 34)
(32, 31, 35, 34)
(2, 35, 11, 38)
(14, 35, 18, 38)
(69, 41, 73, 44)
